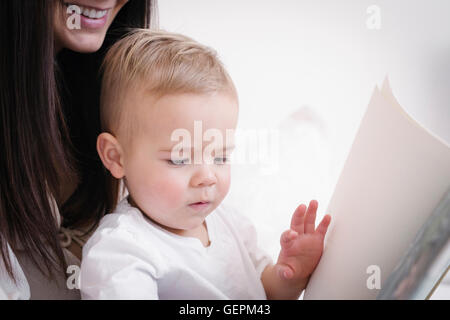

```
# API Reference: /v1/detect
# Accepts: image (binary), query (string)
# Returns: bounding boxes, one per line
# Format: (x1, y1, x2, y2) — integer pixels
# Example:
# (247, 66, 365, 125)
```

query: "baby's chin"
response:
(173, 206, 217, 230)
(140, 201, 220, 232)
(63, 32, 107, 53)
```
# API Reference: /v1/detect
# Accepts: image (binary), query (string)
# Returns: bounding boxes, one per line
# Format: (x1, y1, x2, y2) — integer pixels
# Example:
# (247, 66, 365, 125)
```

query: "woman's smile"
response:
(54, 0, 129, 53)
(63, 1, 116, 29)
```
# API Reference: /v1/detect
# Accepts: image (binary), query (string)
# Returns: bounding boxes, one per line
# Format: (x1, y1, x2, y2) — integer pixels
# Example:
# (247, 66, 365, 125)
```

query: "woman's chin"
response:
(61, 32, 107, 53)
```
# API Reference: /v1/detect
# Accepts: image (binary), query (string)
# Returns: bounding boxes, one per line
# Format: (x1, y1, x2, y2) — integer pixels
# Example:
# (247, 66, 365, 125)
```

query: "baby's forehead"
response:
(124, 90, 238, 137)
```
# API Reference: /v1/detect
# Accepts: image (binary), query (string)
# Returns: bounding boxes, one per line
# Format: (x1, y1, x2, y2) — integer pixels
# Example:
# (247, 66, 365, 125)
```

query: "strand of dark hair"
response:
(0, 0, 154, 283)
(0, 0, 69, 281)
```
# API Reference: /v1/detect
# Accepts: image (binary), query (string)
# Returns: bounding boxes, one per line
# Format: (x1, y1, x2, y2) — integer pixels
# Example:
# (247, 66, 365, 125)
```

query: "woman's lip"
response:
(64, 2, 112, 11)
(80, 13, 109, 29)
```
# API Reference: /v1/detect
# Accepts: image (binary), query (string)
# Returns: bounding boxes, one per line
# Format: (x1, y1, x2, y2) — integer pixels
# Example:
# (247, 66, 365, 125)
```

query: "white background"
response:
(158, 0, 450, 299)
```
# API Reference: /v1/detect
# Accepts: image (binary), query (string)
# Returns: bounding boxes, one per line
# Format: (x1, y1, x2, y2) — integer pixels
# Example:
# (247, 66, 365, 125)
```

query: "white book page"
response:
(304, 78, 450, 299)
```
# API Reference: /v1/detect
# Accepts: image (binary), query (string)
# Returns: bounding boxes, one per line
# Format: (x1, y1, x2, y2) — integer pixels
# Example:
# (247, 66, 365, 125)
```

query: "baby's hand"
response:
(276, 200, 331, 285)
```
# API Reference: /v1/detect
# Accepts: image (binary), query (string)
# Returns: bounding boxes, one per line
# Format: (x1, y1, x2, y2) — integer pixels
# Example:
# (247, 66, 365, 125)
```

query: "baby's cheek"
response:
(150, 176, 186, 208)
(217, 168, 231, 199)
(127, 166, 185, 210)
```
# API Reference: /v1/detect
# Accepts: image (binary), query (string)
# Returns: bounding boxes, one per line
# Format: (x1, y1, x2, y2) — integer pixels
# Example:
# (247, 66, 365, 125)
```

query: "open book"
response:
(303, 78, 450, 299)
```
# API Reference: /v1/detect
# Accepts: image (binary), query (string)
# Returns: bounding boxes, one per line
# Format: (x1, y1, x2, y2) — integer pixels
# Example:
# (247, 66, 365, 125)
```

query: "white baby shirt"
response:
(80, 197, 272, 299)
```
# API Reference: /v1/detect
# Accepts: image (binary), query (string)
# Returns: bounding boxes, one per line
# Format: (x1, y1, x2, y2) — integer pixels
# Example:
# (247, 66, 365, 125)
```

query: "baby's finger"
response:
(304, 200, 318, 234)
(280, 229, 298, 249)
(290, 204, 306, 234)
(316, 214, 331, 237)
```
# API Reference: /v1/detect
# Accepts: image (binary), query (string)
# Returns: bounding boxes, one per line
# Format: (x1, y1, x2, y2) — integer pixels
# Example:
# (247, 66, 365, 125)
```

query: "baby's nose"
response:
(190, 165, 217, 187)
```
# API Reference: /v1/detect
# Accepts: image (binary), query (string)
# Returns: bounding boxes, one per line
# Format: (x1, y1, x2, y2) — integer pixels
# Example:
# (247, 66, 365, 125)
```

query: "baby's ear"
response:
(97, 132, 125, 179)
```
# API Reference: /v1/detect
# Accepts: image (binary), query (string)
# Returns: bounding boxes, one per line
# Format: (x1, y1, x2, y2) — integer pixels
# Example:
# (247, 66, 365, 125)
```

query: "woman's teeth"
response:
(66, 4, 108, 19)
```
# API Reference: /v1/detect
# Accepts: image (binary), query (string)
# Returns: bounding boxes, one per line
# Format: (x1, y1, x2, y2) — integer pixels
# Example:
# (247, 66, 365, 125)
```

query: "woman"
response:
(0, 0, 157, 299)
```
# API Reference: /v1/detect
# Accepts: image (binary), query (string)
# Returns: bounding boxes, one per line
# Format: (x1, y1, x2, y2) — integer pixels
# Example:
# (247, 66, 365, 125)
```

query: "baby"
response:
(80, 29, 331, 299)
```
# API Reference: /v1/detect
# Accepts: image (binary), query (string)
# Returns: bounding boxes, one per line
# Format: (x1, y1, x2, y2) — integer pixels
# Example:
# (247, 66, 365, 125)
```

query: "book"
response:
(303, 77, 450, 299)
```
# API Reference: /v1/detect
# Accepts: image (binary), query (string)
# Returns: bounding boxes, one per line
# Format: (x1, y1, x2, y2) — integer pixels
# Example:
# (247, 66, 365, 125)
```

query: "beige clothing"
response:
(13, 246, 81, 300)
(1, 195, 91, 300)
(1, 181, 127, 299)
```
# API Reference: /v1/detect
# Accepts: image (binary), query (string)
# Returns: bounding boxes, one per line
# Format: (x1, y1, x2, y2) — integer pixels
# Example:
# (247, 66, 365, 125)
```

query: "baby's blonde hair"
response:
(100, 28, 237, 139)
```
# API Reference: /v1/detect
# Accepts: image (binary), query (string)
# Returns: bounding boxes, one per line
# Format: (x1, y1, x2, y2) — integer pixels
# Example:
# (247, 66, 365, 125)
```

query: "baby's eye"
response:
(214, 157, 229, 165)
(167, 158, 190, 166)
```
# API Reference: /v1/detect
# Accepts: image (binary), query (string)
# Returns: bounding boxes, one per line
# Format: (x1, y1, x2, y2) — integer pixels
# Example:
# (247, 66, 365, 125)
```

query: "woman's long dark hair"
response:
(0, 0, 155, 281)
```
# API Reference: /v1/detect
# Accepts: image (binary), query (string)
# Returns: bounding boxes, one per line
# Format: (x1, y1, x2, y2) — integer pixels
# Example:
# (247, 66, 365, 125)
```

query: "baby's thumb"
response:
(275, 263, 294, 280)
(280, 229, 297, 250)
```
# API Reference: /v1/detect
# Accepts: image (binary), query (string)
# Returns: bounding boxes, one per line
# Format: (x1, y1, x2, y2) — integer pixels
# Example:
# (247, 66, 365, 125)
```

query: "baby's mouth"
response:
(188, 201, 211, 211)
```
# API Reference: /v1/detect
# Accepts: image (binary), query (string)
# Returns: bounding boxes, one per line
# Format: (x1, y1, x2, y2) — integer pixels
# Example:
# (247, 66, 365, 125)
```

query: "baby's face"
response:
(121, 91, 238, 234)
